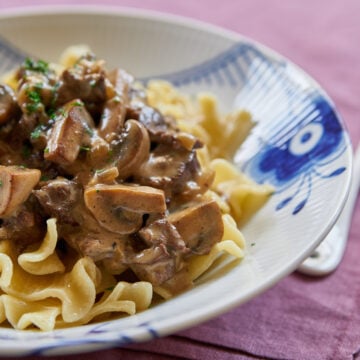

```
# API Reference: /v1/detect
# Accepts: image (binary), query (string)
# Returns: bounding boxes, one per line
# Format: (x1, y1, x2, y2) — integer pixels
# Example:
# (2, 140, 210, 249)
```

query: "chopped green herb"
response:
(96, 189, 100, 193)
(44, 147, 49, 154)
(24, 58, 49, 74)
(0, 180, 2, 187)
(27, 90, 41, 103)
(251, 242, 256, 247)
(80, 145, 90, 152)
(89, 79, 97, 88)
(26, 102, 40, 114)
(105, 286, 114, 291)
(17, 164, 27, 169)
(30, 125, 43, 140)
(25, 88, 43, 114)
(40, 175, 50, 181)
(47, 108, 56, 119)
(95, 169, 105, 174)
(72, 100, 83, 107)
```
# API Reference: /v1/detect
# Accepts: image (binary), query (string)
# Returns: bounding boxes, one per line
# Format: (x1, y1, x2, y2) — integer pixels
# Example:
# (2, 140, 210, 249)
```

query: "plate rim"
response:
(0, 5, 353, 355)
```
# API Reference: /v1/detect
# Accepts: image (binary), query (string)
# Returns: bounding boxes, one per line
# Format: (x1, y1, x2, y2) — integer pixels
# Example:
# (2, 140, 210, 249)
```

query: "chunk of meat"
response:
(67, 228, 127, 263)
(168, 200, 224, 255)
(0, 165, 41, 217)
(0, 85, 20, 125)
(55, 54, 107, 116)
(0, 141, 22, 166)
(33, 177, 81, 224)
(129, 244, 182, 286)
(0, 201, 46, 249)
(44, 100, 93, 165)
(126, 103, 176, 141)
(134, 142, 205, 201)
(121, 218, 189, 286)
(84, 184, 166, 234)
(138, 218, 188, 252)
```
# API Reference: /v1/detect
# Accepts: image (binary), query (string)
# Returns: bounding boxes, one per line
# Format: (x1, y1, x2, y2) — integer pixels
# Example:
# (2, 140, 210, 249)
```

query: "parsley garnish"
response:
(26, 102, 40, 114)
(80, 145, 90, 152)
(24, 58, 49, 74)
(30, 125, 43, 140)
(72, 100, 83, 107)
(25, 89, 42, 114)
(0, 180, 3, 187)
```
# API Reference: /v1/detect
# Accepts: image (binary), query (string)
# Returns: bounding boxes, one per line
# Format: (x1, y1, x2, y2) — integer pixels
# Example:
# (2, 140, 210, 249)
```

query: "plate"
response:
(0, 6, 352, 356)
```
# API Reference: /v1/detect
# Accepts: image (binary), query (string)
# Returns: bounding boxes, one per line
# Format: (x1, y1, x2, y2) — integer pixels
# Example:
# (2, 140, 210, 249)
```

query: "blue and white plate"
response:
(0, 6, 352, 356)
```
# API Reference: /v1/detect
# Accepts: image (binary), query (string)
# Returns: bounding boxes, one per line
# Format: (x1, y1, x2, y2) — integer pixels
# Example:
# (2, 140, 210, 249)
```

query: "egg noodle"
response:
(0, 46, 273, 330)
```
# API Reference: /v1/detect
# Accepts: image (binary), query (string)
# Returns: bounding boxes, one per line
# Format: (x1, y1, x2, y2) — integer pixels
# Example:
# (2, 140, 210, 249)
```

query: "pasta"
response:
(0, 46, 273, 330)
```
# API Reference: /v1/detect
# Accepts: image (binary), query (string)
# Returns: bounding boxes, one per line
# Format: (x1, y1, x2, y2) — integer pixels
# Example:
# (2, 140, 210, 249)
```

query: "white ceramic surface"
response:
(0, 6, 353, 356)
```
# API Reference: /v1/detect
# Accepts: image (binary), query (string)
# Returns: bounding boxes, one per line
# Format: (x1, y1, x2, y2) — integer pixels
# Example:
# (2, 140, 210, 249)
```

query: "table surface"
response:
(0, 1, 359, 359)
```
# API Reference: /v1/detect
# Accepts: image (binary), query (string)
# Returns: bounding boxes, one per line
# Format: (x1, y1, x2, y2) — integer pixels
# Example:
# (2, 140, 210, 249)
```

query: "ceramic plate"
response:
(0, 6, 352, 356)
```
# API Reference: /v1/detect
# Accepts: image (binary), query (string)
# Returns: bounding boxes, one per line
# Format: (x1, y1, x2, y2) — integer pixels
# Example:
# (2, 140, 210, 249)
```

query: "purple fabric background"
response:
(1, 1, 359, 359)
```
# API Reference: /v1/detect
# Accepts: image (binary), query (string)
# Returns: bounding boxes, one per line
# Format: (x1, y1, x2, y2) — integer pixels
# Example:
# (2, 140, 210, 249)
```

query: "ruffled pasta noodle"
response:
(0, 220, 152, 330)
(0, 46, 273, 330)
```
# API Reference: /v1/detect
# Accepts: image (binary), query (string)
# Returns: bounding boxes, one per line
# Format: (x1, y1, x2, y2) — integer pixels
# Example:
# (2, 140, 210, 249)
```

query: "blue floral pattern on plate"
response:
(147, 43, 348, 215)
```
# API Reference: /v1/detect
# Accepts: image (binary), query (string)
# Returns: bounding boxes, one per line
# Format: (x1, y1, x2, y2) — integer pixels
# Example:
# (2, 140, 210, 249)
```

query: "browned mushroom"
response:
(98, 98, 126, 142)
(112, 119, 150, 179)
(84, 184, 166, 234)
(97, 69, 133, 141)
(168, 199, 224, 255)
(0, 165, 41, 217)
(44, 100, 93, 166)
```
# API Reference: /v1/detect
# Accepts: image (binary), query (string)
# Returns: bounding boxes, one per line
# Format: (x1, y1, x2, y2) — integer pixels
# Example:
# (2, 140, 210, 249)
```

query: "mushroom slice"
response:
(0, 165, 41, 217)
(98, 69, 133, 141)
(98, 98, 126, 142)
(84, 184, 166, 234)
(45, 100, 91, 166)
(112, 119, 150, 179)
(168, 200, 224, 255)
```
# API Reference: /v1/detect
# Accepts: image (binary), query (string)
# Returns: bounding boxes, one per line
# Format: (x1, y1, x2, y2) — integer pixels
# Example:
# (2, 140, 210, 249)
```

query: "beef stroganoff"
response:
(0, 46, 272, 330)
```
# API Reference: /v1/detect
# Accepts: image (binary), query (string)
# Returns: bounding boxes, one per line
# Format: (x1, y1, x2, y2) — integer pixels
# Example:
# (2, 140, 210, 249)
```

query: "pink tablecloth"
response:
(0, 1, 359, 359)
